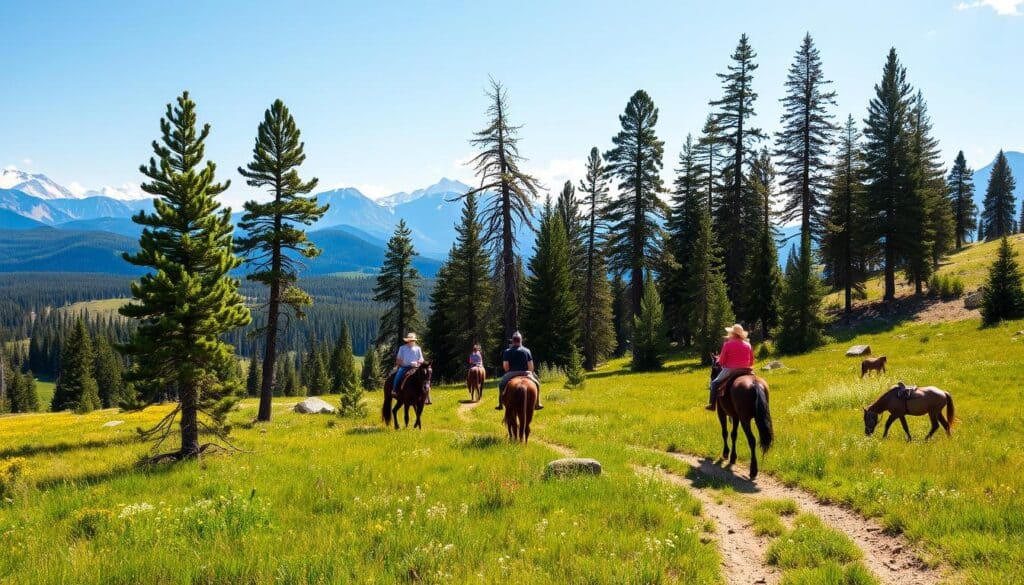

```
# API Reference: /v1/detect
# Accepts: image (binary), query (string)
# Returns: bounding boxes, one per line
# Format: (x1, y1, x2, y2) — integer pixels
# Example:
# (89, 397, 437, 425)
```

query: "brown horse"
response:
(382, 363, 432, 430)
(863, 382, 954, 440)
(502, 375, 537, 443)
(466, 366, 485, 402)
(861, 355, 887, 378)
(710, 357, 775, 480)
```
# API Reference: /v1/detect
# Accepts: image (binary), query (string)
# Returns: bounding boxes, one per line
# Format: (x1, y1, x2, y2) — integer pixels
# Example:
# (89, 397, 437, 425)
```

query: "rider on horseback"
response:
(392, 332, 430, 404)
(468, 343, 484, 373)
(707, 324, 754, 411)
(495, 331, 543, 411)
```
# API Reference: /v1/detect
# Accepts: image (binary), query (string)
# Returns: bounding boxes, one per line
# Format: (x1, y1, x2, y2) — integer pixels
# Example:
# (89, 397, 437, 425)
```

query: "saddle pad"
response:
(716, 368, 754, 397)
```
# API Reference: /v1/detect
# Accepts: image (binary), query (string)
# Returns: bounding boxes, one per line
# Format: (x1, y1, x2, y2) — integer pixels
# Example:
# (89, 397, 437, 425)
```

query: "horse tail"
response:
(945, 392, 955, 429)
(753, 382, 774, 453)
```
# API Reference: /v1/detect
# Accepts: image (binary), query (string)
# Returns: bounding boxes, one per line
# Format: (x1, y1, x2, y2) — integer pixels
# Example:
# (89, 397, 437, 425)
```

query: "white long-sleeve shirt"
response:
(396, 344, 423, 367)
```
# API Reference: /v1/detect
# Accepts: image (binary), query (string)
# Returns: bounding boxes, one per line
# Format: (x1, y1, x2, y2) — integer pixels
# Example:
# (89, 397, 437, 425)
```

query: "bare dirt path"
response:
(658, 450, 941, 585)
(636, 464, 781, 585)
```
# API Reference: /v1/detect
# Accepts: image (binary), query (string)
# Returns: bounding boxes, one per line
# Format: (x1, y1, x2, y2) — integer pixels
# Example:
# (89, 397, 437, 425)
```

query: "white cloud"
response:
(956, 0, 1023, 15)
(68, 181, 88, 197)
(352, 183, 396, 199)
(21, 158, 32, 166)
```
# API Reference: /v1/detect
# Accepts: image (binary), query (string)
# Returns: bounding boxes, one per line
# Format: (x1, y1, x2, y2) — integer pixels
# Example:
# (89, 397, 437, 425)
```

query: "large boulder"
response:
(544, 458, 602, 479)
(964, 289, 984, 309)
(845, 345, 871, 357)
(294, 397, 336, 414)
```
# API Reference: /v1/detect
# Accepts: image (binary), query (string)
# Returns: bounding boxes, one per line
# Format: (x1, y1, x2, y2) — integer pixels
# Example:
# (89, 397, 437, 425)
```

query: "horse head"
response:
(863, 408, 879, 436)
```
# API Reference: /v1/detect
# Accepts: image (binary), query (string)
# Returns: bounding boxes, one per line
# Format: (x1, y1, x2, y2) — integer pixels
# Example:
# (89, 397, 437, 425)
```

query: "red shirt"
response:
(718, 339, 754, 369)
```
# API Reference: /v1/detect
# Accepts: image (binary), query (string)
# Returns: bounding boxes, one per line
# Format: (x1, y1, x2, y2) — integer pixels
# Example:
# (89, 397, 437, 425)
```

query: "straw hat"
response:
(403, 332, 419, 343)
(724, 324, 749, 340)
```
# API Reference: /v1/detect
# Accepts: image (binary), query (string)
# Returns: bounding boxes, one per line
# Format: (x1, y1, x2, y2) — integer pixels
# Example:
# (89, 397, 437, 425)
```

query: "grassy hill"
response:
(2, 312, 1023, 583)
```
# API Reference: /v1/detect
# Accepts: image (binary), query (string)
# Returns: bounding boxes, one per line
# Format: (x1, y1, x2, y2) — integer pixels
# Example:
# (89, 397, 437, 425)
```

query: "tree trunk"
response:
(179, 377, 200, 456)
(258, 286, 279, 422)
(883, 243, 896, 301)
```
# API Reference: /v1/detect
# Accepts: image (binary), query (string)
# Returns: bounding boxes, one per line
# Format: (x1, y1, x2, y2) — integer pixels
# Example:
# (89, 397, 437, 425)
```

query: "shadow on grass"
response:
(683, 457, 761, 495)
(0, 436, 138, 459)
(34, 455, 182, 492)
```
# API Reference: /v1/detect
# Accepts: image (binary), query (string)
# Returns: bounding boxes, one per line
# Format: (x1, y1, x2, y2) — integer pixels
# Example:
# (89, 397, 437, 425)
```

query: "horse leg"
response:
(729, 417, 739, 466)
(925, 412, 939, 440)
(404, 404, 411, 428)
(882, 413, 896, 438)
(719, 411, 730, 460)
(392, 402, 401, 429)
(741, 419, 758, 480)
(414, 403, 423, 429)
(899, 416, 912, 441)
(937, 412, 951, 436)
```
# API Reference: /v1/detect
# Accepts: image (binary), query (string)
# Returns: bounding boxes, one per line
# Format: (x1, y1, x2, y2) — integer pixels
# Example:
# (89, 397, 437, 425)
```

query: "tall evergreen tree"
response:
(863, 49, 917, 301)
(982, 150, 1017, 240)
(360, 344, 383, 391)
(609, 274, 629, 357)
(711, 34, 766, 306)
(947, 151, 977, 249)
(689, 205, 735, 365)
(52, 318, 101, 413)
(235, 99, 327, 422)
(373, 220, 422, 357)
(13, 371, 39, 413)
(775, 33, 837, 243)
(523, 198, 579, 368)
(821, 115, 871, 313)
(556, 180, 585, 281)
(603, 89, 667, 320)
(697, 115, 723, 214)
(120, 92, 251, 459)
(301, 336, 329, 395)
(329, 323, 357, 395)
(632, 273, 668, 371)
(461, 79, 542, 342)
(981, 236, 1024, 325)
(245, 356, 262, 397)
(93, 336, 125, 409)
(743, 149, 782, 339)
(664, 135, 704, 345)
(577, 148, 616, 369)
(907, 91, 953, 287)
(776, 237, 826, 354)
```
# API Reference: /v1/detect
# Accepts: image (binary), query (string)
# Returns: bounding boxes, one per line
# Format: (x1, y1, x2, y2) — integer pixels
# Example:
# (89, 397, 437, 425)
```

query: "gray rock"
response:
(544, 458, 602, 478)
(102, 420, 124, 428)
(845, 345, 871, 357)
(964, 290, 984, 309)
(762, 361, 785, 371)
(294, 397, 336, 414)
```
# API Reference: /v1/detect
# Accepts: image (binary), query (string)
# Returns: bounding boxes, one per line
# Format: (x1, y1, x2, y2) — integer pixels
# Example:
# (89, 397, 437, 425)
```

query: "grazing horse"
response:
(710, 356, 775, 480)
(863, 382, 954, 440)
(861, 355, 887, 378)
(466, 366, 485, 402)
(502, 375, 537, 443)
(382, 363, 432, 430)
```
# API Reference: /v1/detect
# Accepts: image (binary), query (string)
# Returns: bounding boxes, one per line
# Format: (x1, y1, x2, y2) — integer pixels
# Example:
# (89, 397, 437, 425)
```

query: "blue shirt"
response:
(503, 346, 533, 372)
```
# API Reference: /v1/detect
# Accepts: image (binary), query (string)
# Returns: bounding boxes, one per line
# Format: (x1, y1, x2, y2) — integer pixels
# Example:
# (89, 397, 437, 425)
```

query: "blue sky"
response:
(2, 0, 1022, 207)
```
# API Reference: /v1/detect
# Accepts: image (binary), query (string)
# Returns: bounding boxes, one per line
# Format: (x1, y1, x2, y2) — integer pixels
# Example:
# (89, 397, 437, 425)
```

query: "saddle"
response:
(895, 383, 918, 401)
(389, 366, 420, 395)
(716, 368, 754, 398)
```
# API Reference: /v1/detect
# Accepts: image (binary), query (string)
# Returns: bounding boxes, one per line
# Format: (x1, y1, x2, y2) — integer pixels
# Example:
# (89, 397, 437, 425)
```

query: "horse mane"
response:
(867, 386, 895, 413)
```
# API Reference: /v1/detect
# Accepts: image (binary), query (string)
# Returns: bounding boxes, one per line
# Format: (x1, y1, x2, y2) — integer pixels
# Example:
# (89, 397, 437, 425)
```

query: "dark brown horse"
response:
(863, 382, 954, 440)
(861, 355, 887, 378)
(710, 357, 775, 479)
(382, 363, 432, 430)
(502, 375, 537, 443)
(466, 366, 485, 402)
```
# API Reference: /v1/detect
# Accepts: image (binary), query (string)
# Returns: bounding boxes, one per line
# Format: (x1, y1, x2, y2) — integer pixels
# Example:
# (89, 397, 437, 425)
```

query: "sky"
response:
(2, 0, 1022, 207)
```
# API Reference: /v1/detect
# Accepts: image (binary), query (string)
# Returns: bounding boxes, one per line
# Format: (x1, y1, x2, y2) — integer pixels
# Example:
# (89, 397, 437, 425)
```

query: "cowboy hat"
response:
(724, 324, 749, 340)
(403, 332, 418, 343)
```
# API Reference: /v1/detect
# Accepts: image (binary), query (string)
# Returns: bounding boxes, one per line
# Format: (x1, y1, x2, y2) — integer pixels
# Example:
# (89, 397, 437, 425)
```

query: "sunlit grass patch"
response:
(767, 514, 862, 568)
(780, 561, 878, 585)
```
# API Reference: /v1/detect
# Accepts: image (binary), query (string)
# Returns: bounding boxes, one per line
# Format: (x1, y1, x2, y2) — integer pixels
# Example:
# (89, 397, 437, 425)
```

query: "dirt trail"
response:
(455, 399, 574, 457)
(637, 464, 781, 585)
(660, 451, 941, 585)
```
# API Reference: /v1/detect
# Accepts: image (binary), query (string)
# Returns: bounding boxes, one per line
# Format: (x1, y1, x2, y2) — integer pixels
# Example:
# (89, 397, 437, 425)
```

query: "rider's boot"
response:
(705, 386, 717, 410)
(495, 388, 504, 410)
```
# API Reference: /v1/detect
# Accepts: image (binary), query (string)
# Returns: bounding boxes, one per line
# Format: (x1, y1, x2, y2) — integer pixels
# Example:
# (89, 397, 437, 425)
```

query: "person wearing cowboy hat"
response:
(707, 324, 754, 410)
(391, 332, 426, 402)
(495, 331, 543, 411)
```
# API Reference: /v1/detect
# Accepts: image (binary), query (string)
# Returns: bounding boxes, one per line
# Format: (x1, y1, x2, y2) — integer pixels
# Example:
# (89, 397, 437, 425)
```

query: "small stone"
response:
(762, 361, 785, 371)
(543, 458, 602, 478)
(294, 397, 336, 414)
(102, 420, 124, 428)
(964, 290, 984, 309)
(846, 345, 871, 357)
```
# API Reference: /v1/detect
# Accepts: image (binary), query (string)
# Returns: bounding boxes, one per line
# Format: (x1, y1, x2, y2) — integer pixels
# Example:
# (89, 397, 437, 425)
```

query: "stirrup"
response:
(705, 403, 717, 411)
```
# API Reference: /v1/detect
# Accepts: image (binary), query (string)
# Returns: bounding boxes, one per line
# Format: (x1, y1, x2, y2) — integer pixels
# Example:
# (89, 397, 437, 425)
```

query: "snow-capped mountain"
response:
(377, 177, 471, 208)
(0, 167, 79, 200)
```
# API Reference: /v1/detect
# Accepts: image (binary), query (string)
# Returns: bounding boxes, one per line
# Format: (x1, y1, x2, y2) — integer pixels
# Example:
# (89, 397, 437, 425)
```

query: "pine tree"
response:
(302, 337, 329, 395)
(603, 89, 667, 321)
(981, 236, 1024, 325)
(14, 371, 39, 413)
(907, 91, 952, 288)
(556, 180, 586, 283)
(235, 99, 327, 422)
(821, 115, 871, 313)
(743, 149, 782, 339)
(632, 273, 668, 371)
(697, 115, 723, 214)
(689, 205, 735, 365)
(863, 49, 917, 301)
(92, 336, 125, 409)
(775, 33, 837, 244)
(982, 150, 1017, 240)
(373, 220, 422, 356)
(120, 92, 251, 459)
(360, 344, 383, 391)
(565, 344, 585, 389)
(664, 135, 704, 345)
(329, 323, 357, 395)
(245, 356, 262, 397)
(460, 79, 542, 341)
(947, 151, 977, 250)
(573, 149, 616, 370)
(523, 198, 579, 368)
(711, 34, 766, 307)
(610, 274, 629, 357)
(52, 318, 101, 413)
(776, 237, 827, 354)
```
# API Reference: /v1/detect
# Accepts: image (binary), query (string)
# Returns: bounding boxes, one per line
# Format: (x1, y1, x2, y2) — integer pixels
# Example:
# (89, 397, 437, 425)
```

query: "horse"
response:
(863, 382, 954, 440)
(502, 375, 537, 443)
(381, 363, 432, 430)
(710, 356, 775, 480)
(466, 366, 485, 402)
(861, 355, 887, 378)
